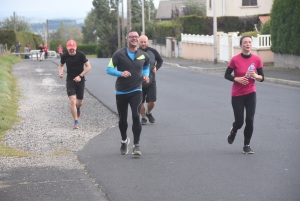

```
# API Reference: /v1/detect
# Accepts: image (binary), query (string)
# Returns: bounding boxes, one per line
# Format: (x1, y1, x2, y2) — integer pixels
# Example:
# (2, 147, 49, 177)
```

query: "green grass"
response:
(86, 54, 97, 58)
(0, 55, 29, 157)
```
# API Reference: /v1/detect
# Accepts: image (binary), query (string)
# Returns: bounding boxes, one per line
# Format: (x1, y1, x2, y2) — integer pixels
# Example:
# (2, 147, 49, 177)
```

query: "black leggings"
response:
(116, 91, 142, 144)
(231, 92, 256, 145)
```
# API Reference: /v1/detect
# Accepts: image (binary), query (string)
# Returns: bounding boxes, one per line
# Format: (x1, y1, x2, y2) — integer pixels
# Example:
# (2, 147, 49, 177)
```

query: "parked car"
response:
(47, 51, 57, 59)
(29, 50, 40, 60)
(29, 50, 58, 60)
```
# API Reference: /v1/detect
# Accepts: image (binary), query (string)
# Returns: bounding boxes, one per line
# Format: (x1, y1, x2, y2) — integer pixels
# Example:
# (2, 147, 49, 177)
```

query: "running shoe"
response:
(77, 107, 81, 118)
(120, 137, 130, 155)
(243, 145, 254, 154)
(141, 117, 147, 125)
(132, 144, 142, 156)
(73, 121, 79, 129)
(146, 112, 155, 123)
(227, 127, 236, 144)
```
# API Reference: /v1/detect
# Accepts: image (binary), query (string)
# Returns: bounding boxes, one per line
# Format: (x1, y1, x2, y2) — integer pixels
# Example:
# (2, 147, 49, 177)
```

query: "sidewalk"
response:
(162, 57, 300, 88)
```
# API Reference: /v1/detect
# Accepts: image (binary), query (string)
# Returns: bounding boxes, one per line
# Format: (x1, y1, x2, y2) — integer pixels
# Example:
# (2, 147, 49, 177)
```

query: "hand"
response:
(121, 70, 131, 78)
(235, 76, 249, 85)
(59, 72, 63, 78)
(143, 76, 149, 83)
(152, 66, 157, 73)
(248, 70, 258, 79)
(73, 76, 81, 82)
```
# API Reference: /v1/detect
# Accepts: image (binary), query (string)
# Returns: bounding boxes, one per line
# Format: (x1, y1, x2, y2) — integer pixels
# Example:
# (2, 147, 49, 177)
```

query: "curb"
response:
(164, 62, 300, 88)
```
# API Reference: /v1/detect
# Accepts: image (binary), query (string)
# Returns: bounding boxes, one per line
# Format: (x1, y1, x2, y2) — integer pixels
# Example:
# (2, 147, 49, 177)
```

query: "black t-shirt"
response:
(60, 51, 88, 81)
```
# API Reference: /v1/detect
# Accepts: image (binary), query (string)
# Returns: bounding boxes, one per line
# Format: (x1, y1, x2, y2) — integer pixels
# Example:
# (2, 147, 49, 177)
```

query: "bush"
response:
(270, 0, 300, 55)
(260, 20, 271, 34)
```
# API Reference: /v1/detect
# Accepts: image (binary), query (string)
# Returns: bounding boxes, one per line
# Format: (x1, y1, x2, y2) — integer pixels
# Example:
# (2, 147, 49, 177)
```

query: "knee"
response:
(235, 120, 244, 129)
(69, 97, 76, 107)
(77, 100, 83, 107)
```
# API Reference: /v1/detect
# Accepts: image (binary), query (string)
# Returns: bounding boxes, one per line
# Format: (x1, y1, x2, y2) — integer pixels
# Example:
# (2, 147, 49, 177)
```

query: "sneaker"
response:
(227, 127, 236, 144)
(73, 121, 79, 129)
(120, 138, 130, 155)
(243, 145, 254, 154)
(141, 117, 147, 125)
(146, 112, 155, 123)
(132, 144, 142, 156)
(77, 107, 81, 118)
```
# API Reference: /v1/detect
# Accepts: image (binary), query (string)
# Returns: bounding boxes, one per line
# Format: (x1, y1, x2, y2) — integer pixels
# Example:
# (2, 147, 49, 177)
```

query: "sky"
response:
(0, 0, 160, 22)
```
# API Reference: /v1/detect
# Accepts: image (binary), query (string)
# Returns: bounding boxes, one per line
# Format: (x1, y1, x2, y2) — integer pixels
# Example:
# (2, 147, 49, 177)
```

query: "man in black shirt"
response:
(138, 35, 163, 125)
(58, 40, 91, 129)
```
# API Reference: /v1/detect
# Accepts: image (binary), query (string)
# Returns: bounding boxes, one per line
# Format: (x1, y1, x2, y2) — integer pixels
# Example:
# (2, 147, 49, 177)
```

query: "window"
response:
(209, 0, 212, 9)
(242, 0, 257, 6)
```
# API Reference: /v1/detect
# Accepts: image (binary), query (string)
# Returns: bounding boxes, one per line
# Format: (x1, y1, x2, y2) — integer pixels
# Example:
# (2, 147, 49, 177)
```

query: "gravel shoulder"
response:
(0, 60, 118, 200)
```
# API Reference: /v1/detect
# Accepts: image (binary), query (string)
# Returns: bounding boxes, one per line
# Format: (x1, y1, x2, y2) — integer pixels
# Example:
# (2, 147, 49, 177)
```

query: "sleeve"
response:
(106, 53, 122, 77)
(60, 54, 65, 64)
(224, 67, 235, 82)
(257, 68, 264, 82)
(152, 48, 163, 70)
(142, 53, 150, 76)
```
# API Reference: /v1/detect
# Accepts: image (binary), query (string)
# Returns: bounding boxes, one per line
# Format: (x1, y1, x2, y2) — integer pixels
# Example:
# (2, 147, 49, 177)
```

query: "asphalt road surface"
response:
(77, 58, 300, 201)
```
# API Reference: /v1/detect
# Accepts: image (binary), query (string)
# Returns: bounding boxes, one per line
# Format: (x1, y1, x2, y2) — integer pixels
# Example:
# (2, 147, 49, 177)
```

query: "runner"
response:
(106, 30, 150, 156)
(58, 39, 91, 129)
(224, 35, 264, 154)
(138, 35, 163, 125)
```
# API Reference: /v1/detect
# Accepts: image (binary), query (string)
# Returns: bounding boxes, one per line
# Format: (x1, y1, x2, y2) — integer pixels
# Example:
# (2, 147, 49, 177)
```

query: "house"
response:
(156, 0, 206, 21)
(205, 0, 274, 17)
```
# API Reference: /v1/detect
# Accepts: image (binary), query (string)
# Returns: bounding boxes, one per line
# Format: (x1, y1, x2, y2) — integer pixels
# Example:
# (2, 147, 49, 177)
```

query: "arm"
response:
(153, 49, 163, 70)
(224, 67, 249, 85)
(74, 61, 92, 82)
(249, 67, 264, 82)
(106, 58, 122, 77)
(58, 63, 64, 78)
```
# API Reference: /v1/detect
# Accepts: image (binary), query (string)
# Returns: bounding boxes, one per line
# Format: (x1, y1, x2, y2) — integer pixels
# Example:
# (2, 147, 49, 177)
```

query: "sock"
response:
(121, 139, 127, 143)
(74, 120, 78, 124)
(146, 111, 151, 115)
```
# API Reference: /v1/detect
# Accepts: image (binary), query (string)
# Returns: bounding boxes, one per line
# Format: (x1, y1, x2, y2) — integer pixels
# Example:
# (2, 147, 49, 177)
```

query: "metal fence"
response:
(0, 44, 8, 57)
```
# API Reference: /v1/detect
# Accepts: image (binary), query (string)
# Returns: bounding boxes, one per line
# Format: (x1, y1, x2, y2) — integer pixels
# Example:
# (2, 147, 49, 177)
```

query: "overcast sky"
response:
(0, 0, 160, 22)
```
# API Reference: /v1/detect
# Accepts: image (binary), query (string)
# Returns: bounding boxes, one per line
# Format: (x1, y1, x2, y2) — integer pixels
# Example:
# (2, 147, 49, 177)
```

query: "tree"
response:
(50, 23, 83, 44)
(0, 14, 31, 32)
(183, 0, 206, 16)
(82, 9, 99, 44)
(131, 0, 142, 23)
(92, 0, 119, 57)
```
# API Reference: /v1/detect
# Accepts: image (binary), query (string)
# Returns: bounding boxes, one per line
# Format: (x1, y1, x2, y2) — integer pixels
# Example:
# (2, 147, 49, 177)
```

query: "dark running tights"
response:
(116, 91, 142, 144)
(231, 92, 256, 145)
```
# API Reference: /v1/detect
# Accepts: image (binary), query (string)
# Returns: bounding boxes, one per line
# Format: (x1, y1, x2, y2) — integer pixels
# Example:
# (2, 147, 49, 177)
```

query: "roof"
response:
(259, 16, 270, 24)
(156, 0, 184, 20)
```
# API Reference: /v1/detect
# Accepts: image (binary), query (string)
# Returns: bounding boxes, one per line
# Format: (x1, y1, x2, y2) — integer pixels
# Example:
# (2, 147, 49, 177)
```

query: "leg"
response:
(75, 81, 85, 117)
(129, 91, 142, 145)
(140, 87, 147, 125)
(116, 94, 129, 141)
(68, 95, 78, 121)
(66, 80, 79, 128)
(145, 82, 157, 123)
(244, 92, 256, 145)
(231, 95, 246, 132)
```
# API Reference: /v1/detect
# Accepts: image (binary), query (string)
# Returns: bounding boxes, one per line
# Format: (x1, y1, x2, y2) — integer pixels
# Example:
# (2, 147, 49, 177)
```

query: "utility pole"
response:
(121, 0, 124, 47)
(117, 2, 121, 49)
(13, 12, 16, 32)
(47, 19, 49, 48)
(127, 0, 131, 31)
(213, 0, 218, 64)
(142, 0, 145, 35)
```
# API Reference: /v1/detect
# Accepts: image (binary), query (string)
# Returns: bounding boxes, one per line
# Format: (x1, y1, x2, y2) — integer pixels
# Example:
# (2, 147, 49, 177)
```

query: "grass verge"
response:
(0, 55, 29, 157)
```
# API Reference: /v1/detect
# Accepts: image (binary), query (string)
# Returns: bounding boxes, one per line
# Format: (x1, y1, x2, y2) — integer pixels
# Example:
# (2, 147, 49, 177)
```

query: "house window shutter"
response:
(242, 0, 248, 6)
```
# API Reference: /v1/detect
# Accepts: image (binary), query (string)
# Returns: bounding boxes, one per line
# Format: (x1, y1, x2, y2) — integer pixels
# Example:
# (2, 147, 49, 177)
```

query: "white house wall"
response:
(206, 0, 274, 17)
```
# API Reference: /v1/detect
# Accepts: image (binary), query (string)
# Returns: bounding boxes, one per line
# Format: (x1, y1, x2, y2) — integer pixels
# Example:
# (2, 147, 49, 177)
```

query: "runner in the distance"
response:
(138, 35, 163, 125)
(58, 39, 91, 129)
(106, 30, 150, 156)
(224, 35, 264, 154)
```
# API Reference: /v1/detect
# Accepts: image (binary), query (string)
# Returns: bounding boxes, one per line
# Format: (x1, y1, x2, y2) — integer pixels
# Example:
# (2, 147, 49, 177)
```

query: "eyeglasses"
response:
(128, 35, 139, 39)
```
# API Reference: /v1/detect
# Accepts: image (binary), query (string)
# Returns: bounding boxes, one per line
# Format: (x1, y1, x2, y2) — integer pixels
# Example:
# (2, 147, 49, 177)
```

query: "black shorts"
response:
(142, 82, 156, 103)
(66, 79, 85, 100)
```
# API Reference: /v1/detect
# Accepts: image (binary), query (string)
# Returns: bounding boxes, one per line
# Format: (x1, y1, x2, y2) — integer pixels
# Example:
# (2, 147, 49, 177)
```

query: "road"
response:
(77, 58, 300, 201)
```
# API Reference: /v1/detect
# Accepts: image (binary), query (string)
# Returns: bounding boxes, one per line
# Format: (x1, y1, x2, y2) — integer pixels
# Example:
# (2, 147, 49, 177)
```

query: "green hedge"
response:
(0, 30, 43, 55)
(270, 0, 300, 55)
